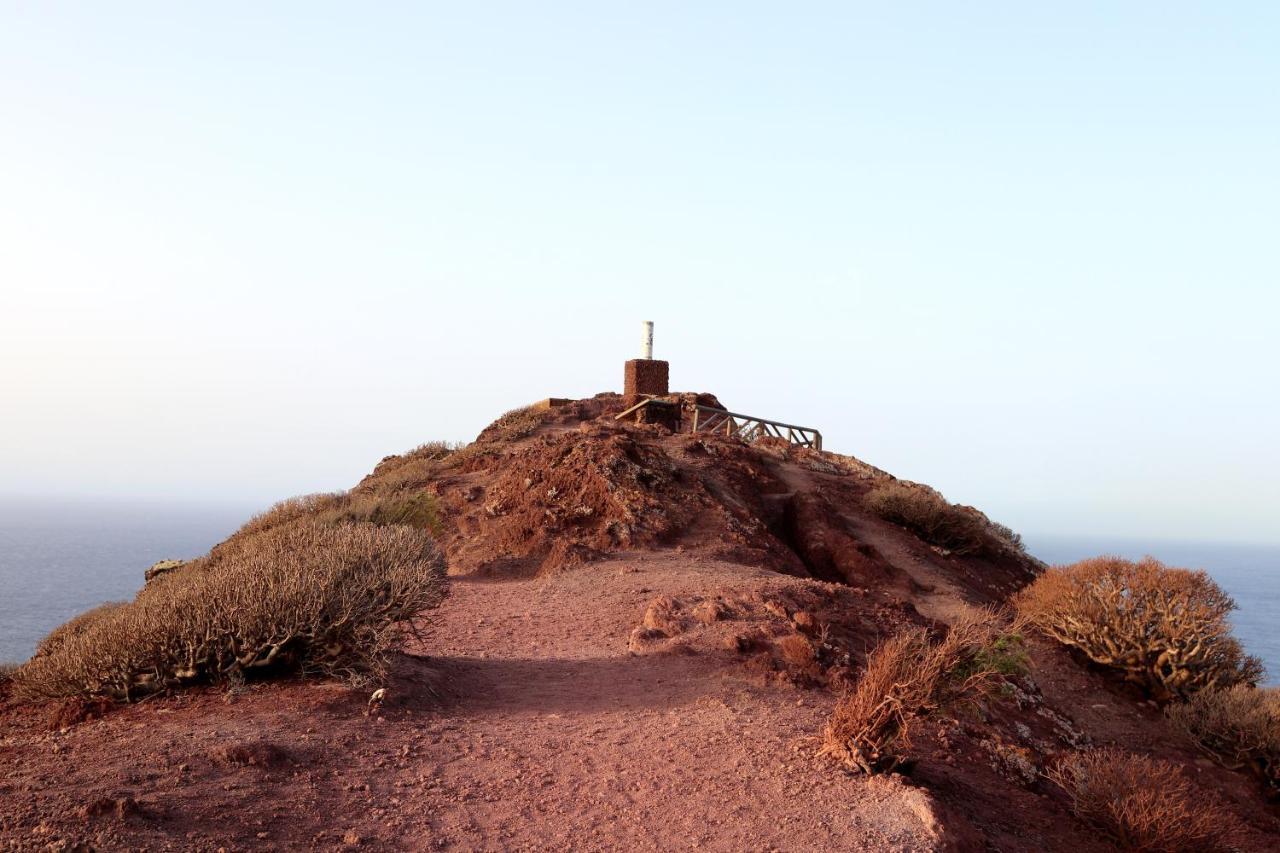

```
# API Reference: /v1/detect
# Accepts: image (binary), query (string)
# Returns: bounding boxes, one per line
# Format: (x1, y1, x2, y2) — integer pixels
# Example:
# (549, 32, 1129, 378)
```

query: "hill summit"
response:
(2, 391, 1277, 851)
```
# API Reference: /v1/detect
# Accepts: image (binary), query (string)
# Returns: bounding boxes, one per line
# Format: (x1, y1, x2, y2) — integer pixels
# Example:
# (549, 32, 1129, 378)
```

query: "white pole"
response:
(641, 321, 654, 359)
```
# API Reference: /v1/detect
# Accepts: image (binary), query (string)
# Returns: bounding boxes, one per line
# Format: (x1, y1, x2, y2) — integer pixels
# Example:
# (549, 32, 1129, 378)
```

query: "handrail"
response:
(617, 397, 822, 451)
(690, 404, 822, 451)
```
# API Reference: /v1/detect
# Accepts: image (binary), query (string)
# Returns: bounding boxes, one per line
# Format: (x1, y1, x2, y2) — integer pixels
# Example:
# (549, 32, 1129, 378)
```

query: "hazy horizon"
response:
(3, 4, 1278, 546)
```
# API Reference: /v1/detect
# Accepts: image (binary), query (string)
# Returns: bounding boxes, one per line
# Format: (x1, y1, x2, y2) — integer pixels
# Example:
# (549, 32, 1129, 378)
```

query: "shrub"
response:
(315, 492, 444, 537)
(1048, 748, 1240, 851)
(864, 482, 1023, 557)
(360, 441, 460, 494)
(0, 662, 18, 684)
(473, 405, 546, 444)
(1167, 685, 1280, 796)
(13, 521, 447, 702)
(230, 492, 347, 541)
(1015, 557, 1261, 701)
(34, 602, 127, 658)
(219, 491, 445, 558)
(820, 610, 998, 773)
(957, 632, 1030, 680)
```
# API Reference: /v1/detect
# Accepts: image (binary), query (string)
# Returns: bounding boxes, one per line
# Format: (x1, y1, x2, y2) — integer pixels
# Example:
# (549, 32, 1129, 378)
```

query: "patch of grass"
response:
(12, 521, 448, 702)
(1048, 747, 1240, 851)
(1016, 557, 1261, 701)
(1167, 685, 1280, 797)
(956, 632, 1030, 680)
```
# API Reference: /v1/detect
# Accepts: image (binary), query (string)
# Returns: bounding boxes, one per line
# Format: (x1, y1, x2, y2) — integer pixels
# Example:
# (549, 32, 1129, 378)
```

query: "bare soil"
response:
(3, 394, 1277, 851)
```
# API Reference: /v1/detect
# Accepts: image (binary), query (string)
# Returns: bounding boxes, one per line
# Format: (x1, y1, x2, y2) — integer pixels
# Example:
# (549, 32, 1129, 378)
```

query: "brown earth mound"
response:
(3, 391, 1277, 851)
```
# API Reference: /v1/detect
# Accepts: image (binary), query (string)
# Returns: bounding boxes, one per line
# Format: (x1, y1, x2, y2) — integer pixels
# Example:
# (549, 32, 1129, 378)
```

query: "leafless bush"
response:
(13, 521, 447, 702)
(1015, 557, 1261, 701)
(34, 602, 127, 658)
(819, 610, 999, 773)
(1048, 748, 1240, 851)
(864, 482, 1024, 558)
(1168, 685, 1280, 796)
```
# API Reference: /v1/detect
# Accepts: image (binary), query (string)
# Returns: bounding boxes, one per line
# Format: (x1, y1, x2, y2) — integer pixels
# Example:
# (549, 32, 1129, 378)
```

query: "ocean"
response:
(0, 498, 252, 664)
(0, 501, 1276, 687)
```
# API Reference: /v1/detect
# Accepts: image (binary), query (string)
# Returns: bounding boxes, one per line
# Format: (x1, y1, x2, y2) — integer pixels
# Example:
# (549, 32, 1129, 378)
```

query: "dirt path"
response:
(0, 555, 946, 852)
(401, 556, 943, 851)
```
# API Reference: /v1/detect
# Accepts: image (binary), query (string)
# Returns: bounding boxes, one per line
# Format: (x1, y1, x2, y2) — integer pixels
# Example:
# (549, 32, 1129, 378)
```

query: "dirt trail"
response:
(0, 555, 950, 852)
(402, 555, 946, 851)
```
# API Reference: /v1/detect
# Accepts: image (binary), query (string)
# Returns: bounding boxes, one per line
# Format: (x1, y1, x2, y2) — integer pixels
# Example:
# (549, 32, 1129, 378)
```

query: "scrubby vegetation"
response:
(223, 490, 444, 547)
(1048, 748, 1240, 851)
(864, 482, 1025, 558)
(1168, 685, 1280, 797)
(819, 610, 1000, 773)
(358, 441, 460, 494)
(13, 521, 447, 702)
(34, 602, 127, 658)
(1015, 557, 1261, 701)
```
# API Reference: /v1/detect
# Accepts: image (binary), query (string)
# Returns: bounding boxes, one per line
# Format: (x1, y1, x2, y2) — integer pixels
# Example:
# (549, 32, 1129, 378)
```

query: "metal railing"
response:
(616, 398, 822, 451)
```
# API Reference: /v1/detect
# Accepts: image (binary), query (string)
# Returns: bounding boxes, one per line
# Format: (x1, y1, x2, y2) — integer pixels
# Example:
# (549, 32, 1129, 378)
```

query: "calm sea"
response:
(0, 498, 252, 663)
(1, 501, 1276, 687)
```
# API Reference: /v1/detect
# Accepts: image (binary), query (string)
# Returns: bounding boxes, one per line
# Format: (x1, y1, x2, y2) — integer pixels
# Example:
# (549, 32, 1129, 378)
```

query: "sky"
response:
(1, 3, 1278, 545)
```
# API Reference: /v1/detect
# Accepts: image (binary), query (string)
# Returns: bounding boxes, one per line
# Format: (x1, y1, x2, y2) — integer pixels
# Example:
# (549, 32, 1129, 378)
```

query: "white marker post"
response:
(642, 320, 654, 360)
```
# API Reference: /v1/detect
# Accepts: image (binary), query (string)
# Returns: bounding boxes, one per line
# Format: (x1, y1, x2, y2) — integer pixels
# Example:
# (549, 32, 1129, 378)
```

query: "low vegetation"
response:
(359, 441, 459, 494)
(863, 482, 1025, 558)
(34, 602, 127, 658)
(1168, 685, 1280, 797)
(221, 490, 444, 550)
(1015, 557, 1261, 701)
(13, 521, 447, 702)
(819, 610, 999, 773)
(1048, 747, 1240, 852)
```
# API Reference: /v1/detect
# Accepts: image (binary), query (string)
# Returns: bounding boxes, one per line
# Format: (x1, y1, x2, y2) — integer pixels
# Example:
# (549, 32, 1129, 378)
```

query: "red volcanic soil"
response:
(2, 394, 1277, 851)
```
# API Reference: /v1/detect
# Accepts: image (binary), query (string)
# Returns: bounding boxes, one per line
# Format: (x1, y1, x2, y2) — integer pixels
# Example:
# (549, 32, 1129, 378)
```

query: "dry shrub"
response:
(315, 492, 443, 536)
(360, 441, 460, 494)
(34, 602, 127, 658)
(820, 610, 999, 773)
(219, 491, 444, 557)
(12, 521, 447, 702)
(231, 493, 347, 541)
(1048, 748, 1240, 851)
(1168, 685, 1280, 796)
(473, 405, 547, 444)
(0, 662, 18, 684)
(1015, 557, 1261, 701)
(864, 482, 1023, 557)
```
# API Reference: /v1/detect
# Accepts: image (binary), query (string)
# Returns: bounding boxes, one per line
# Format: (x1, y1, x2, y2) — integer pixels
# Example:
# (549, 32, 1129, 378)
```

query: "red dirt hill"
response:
(2, 393, 1277, 851)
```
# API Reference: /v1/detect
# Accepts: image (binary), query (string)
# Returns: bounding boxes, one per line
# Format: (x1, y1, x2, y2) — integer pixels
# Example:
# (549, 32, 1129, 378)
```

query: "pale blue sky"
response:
(2, 3, 1277, 544)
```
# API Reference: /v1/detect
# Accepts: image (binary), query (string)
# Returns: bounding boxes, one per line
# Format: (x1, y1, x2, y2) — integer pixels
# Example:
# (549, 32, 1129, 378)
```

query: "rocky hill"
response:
(2, 392, 1277, 851)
